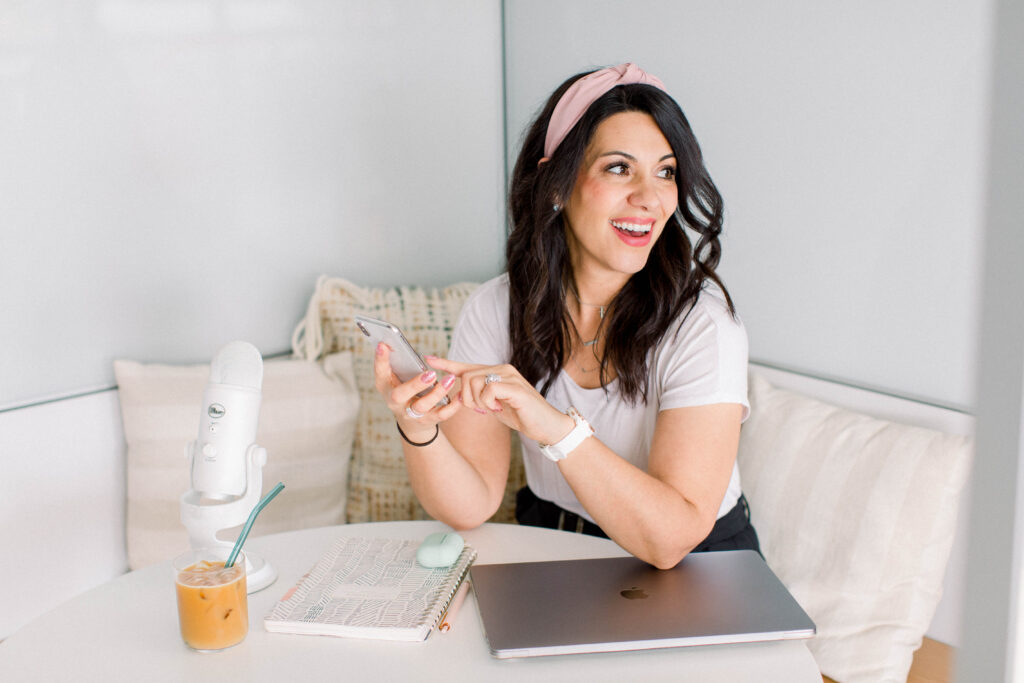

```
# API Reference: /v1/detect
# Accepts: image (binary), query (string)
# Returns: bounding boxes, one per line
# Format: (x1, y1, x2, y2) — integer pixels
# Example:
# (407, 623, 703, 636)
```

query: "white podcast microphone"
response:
(181, 341, 276, 591)
(191, 341, 263, 500)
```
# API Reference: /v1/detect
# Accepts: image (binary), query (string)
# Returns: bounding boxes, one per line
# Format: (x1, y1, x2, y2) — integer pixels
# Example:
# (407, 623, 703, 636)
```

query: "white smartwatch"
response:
(538, 406, 594, 462)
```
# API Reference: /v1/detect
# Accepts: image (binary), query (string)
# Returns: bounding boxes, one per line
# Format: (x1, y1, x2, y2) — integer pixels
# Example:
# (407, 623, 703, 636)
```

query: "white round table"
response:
(0, 521, 821, 682)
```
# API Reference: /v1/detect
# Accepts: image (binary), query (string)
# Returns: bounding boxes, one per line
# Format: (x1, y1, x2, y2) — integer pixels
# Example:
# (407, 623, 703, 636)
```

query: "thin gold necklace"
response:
(569, 286, 611, 347)
(570, 345, 600, 374)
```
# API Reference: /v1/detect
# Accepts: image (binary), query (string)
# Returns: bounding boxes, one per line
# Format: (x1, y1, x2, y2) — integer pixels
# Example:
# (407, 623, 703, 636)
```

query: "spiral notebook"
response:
(264, 536, 476, 641)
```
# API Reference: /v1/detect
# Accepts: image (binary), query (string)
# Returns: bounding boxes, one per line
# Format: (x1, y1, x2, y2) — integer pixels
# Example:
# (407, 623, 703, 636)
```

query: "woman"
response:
(373, 63, 757, 569)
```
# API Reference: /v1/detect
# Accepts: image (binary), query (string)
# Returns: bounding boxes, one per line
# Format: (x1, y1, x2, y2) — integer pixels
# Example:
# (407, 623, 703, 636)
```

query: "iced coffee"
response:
(174, 549, 248, 651)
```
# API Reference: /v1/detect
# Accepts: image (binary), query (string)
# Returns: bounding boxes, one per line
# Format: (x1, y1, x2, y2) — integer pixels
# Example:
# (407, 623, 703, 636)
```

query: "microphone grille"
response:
(209, 341, 264, 390)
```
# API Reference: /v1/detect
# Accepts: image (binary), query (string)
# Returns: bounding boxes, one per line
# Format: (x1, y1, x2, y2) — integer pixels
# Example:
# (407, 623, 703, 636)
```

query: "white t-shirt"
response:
(447, 274, 749, 523)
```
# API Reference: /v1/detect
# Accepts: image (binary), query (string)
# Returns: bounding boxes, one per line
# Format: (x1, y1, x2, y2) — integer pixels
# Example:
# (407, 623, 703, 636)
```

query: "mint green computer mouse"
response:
(416, 532, 465, 568)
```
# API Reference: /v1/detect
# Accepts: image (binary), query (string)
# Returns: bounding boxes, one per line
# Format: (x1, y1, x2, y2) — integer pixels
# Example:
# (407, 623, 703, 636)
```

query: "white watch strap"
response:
(539, 406, 594, 461)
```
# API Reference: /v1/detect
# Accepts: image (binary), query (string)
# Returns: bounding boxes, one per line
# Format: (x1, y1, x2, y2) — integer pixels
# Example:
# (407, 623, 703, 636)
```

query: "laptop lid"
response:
(469, 550, 815, 659)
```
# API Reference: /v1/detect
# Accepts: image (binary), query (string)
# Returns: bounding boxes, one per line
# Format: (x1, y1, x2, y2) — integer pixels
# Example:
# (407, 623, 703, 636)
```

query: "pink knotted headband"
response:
(543, 63, 667, 158)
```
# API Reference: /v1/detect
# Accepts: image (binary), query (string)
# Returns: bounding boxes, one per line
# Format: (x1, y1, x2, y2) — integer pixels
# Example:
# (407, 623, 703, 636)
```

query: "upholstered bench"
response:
(115, 275, 971, 683)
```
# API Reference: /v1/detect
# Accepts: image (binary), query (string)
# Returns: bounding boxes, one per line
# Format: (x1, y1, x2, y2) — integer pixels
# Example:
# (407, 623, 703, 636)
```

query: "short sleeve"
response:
(447, 274, 511, 366)
(654, 290, 749, 421)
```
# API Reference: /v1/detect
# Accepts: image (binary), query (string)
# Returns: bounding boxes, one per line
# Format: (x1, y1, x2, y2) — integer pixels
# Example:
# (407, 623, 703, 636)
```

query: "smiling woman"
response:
(370, 63, 752, 570)
(562, 111, 678, 285)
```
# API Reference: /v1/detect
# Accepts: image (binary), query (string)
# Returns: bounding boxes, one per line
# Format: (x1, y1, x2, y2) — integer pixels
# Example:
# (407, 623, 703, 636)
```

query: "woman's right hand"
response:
(372, 342, 461, 440)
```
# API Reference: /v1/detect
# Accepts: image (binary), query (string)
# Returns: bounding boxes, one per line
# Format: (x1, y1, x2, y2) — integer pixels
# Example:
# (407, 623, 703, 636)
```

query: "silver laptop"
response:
(469, 550, 815, 658)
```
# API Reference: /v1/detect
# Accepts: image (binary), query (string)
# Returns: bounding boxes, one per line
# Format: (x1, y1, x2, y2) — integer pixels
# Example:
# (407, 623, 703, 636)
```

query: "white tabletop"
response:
(0, 521, 821, 682)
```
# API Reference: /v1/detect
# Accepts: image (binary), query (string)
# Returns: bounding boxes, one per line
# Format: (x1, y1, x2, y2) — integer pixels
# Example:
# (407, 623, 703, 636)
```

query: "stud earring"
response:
(553, 203, 560, 213)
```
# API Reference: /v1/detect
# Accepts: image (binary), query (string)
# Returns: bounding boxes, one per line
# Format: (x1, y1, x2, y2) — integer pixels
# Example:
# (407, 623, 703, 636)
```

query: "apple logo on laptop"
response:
(620, 586, 648, 600)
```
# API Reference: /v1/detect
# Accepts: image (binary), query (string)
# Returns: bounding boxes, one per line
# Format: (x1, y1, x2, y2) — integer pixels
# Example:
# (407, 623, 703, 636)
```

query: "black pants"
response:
(515, 486, 761, 555)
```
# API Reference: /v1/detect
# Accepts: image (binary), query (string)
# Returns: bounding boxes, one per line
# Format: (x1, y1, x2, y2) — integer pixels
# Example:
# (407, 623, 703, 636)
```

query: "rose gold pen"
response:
(438, 581, 470, 633)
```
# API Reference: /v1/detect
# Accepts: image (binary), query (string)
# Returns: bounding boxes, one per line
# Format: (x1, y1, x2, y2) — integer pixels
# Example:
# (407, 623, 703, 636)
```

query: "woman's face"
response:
(562, 111, 678, 288)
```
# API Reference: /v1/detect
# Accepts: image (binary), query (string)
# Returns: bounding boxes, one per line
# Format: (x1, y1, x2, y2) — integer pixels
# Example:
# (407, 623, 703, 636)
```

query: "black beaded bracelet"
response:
(396, 421, 440, 447)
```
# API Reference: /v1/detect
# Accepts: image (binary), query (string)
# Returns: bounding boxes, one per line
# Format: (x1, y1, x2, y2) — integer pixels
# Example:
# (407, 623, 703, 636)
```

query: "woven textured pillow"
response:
(115, 352, 359, 569)
(737, 372, 972, 683)
(290, 275, 526, 524)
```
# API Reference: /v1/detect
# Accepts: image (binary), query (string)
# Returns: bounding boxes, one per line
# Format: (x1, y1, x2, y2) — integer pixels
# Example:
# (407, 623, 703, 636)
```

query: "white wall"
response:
(502, 0, 995, 655)
(0, 0, 506, 640)
(504, 0, 992, 411)
(0, 0, 506, 411)
(958, 0, 1024, 678)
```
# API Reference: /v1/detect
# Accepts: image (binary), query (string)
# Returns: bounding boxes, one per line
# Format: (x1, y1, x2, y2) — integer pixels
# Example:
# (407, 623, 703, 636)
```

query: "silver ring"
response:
(405, 404, 425, 419)
(484, 373, 501, 386)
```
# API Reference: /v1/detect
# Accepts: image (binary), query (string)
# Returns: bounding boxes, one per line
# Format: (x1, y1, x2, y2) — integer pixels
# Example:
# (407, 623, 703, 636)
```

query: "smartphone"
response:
(355, 314, 450, 406)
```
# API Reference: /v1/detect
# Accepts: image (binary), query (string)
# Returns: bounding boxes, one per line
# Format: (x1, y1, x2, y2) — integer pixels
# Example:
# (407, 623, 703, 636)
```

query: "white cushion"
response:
(114, 353, 359, 569)
(738, 372, 972, 683)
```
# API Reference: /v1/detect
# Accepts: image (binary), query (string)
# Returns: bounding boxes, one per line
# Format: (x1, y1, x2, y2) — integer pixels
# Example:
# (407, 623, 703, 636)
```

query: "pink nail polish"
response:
(420, 371, 436, 384)
(442, 374, 456, 390)
(475, 408, 487, 415)
(376, 342, 386, 356)
(424, 355, 438, 362)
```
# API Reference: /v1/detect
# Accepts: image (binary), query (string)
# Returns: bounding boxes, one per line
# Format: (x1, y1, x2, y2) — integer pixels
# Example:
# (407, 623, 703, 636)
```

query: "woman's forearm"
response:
(558, 440, 716, 569)
(374, 344, 512, 528)
(398, 414, 512, 529)
(558, 404, 743, 569)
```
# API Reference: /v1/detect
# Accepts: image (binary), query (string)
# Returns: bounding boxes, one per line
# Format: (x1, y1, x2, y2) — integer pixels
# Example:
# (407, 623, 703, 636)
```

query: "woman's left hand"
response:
(425, 357, 576, 447)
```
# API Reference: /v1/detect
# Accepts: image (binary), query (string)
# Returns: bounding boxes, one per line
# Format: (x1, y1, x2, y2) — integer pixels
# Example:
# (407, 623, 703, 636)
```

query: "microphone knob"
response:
(202, 443, 217, 459)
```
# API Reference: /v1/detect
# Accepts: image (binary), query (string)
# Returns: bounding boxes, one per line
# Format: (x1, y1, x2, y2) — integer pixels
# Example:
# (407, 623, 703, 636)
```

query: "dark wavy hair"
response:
(506, 69, 734, 405)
